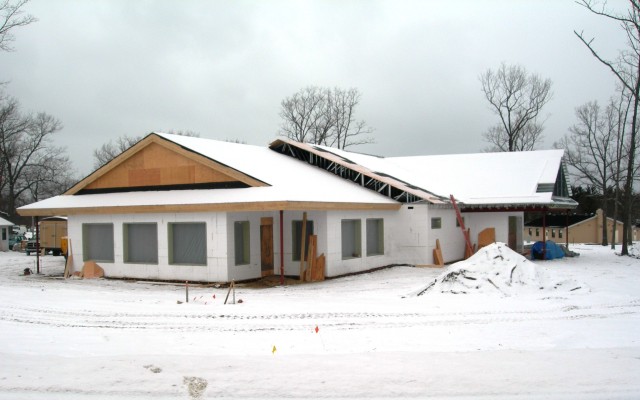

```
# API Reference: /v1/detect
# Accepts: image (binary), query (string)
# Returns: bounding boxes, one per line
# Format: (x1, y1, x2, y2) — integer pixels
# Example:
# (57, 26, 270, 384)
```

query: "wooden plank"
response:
(477, 227, 496, 249)
(224, 281, 236, 304)
(415, 264, 444, 268)
(311, 253, 325, 281)
(464, 228, 474, 258)
(63, 239, 72, 279)
(305, 235, 317, 282)
(299, 212, 307, 281)
(433, 239, 444, 266)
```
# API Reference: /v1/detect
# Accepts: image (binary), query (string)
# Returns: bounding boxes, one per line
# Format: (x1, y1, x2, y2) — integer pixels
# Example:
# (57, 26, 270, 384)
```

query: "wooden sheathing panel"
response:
(85, 142, 237, 190)
(66, 134, 266, 195)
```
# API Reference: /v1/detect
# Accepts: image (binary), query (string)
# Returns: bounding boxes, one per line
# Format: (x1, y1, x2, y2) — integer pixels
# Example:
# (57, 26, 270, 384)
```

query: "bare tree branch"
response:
(0, 0, 36, 52)
(0, 93, 68, 217)
(479, 63, 552, 152)
(278, 86, 374, 149)
(575, 0, 640, 254)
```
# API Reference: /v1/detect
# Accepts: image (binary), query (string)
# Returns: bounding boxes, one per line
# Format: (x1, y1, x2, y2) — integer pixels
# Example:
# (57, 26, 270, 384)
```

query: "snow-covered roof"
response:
(18, 133, 399, 216)
(275, 140, 575, 209)
(0, 217, 13, 226)
(388, 150, 568, 206)
(18, 132, 576, 216)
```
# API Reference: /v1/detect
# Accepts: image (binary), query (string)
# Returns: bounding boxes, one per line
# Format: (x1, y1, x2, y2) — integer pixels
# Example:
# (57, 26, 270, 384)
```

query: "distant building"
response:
(0, 216, 14, 251)
(524, 209, 637, 244)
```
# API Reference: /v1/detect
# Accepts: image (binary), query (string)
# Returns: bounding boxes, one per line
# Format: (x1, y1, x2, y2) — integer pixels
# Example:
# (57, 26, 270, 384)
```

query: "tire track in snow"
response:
(0, 302, 638, 332)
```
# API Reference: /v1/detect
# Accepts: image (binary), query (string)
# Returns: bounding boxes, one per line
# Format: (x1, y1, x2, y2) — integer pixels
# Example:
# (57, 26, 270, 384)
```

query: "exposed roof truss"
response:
(270, 139, 446, 204)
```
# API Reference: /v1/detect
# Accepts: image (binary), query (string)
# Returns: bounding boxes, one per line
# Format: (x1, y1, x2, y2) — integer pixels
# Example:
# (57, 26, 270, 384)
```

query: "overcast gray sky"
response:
(1, 0, 627, 176)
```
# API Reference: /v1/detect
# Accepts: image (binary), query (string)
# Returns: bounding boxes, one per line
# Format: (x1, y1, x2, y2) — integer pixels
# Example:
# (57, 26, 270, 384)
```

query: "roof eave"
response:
(17, 201, 402, 217)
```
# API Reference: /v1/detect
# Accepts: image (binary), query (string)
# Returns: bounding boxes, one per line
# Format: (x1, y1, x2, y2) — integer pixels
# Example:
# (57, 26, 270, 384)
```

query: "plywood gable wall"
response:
(85, 142, 238, 190)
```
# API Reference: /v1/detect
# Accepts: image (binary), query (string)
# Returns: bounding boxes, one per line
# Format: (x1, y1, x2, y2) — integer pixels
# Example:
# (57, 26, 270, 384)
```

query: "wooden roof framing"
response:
(269, 138, 447, 204)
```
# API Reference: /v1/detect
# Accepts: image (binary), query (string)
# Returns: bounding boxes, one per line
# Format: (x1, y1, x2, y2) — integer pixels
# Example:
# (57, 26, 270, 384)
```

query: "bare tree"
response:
(92, 135, 141, 169)
(608, 85, 633, 248)
(23, 144, 75, 202)
(480, 63, 552, 152)
(329, 88, 374, 149)
(93, 130, 200, 169)
(0, 94, 67, 217)
(279, 86, 373, 149)
(576, 0, 640, 255)
(0, 0, 36, 52)
(484, 122, 544, 152)
(560, 100, 619, 245)
(279, 86, 329, 144)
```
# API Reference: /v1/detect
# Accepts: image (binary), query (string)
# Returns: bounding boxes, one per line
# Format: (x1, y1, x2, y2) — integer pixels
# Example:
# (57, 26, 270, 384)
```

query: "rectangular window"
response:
(528, 228, 532, 236)
(366, 218, 384, 256)
(551, 229, 556, 238)
(559, 229, 563, 239)
(124, 223, 158, 264)
(1, 228, 6, 241)
(292, 220, 314, 261)
(535, 228, 540, 236)
(234, 221, 250, 265)
(169, 222, 206, 265)
(83, 223, 114, 262)
(431, 217, 442, 229)
(341, 219, 362, 259)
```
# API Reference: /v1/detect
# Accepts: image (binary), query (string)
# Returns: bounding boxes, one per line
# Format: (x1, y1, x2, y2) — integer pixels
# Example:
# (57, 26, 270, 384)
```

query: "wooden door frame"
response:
(260, 217, 274, 277)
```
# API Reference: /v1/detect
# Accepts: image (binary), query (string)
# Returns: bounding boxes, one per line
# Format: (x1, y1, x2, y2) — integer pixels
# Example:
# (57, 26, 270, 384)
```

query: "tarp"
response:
(531, 240, 565, 260)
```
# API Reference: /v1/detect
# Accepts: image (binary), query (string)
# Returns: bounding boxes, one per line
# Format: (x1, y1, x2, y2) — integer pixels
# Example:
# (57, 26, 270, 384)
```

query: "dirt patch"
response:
(183, 376, 208, 399)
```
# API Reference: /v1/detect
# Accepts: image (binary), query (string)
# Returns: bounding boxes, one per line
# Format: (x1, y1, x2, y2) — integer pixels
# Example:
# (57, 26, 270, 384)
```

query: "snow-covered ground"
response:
(0, 243, 639, 399)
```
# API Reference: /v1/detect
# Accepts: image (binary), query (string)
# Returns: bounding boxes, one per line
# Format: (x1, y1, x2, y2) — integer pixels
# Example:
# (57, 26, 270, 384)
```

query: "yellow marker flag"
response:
(272, 345, 277, 354)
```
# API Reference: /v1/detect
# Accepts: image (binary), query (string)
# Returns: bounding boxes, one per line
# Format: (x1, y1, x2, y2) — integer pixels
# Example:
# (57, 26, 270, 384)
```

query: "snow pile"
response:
(417, 242, 583, 296)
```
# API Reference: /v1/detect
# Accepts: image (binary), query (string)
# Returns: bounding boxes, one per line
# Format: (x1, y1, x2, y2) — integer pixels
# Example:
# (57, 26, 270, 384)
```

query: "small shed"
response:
(0, 216, 14, 251)
(524, 209, 636, 245)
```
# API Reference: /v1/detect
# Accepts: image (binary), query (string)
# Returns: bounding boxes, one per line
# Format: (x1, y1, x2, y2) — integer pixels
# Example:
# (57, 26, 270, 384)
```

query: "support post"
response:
(280, 210, 284, 286)
(542, 211, 547, 259)
(35, 216, 40, 274)
(565, 210, 569, 249)
(299, 212, 307, 281)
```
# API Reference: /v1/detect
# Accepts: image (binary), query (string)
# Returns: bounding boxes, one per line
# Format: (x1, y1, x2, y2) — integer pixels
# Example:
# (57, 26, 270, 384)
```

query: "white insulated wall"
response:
(280, 210, 327, 277)
(226, 211, 276, 281)
(226, 210, 330, 280)
(324, 209, 400, 277)
(425, 206, 466, 263)
(66, 208, 524, 283)
(68, 212, 228, 282)
(464, 211, 524, 250)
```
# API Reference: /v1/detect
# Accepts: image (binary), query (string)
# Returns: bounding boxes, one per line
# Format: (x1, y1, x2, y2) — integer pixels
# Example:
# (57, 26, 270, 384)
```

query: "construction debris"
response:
(74, 260, 104, 279)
